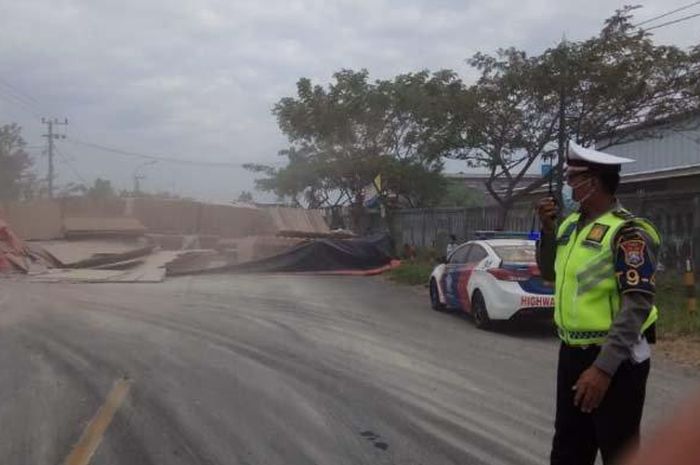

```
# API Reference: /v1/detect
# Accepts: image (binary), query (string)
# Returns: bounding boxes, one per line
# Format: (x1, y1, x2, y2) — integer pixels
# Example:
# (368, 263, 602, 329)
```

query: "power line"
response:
(0, 89, 42, 118)
(0, 79, 276, 171)
(55, 146, 88, 184)
(634, 1, 700, 27)
(0, 78, 44, 119)
(643, 11, 700, 31)
(0, 78, 41, 106)
(65, 136, 250, 168)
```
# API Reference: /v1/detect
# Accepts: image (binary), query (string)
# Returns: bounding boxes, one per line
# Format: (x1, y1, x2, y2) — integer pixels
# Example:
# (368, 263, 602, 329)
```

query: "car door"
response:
(462, 244, 490, 312)
(442, 244, 472, 309)
(451, 244, 490, 312)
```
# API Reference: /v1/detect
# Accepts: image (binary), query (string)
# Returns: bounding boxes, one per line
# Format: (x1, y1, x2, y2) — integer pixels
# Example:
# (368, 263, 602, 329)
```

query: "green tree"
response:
(439, 181, 485, 208)
(237, 191, 254, 203)
(554, 6, 700, 148)
(451, 48, 557, 226)
(382, 159, 446, 208)
(247, 70, 461, 222)
(447, 7, 699, 227)
(0, 123, 34, 201)
(86, 178, 116, 199)
(57, 182, 87, 197)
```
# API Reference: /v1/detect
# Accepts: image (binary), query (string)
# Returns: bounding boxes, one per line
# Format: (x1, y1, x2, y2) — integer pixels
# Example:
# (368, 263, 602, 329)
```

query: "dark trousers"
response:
(551, 343, 650, 465)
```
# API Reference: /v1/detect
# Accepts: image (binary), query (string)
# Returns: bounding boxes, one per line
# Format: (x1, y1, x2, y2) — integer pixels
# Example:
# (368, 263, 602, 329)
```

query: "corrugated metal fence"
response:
(392, 193, 700, 270)
(391, 206, 534, 251)
(620, 192, 700, 271)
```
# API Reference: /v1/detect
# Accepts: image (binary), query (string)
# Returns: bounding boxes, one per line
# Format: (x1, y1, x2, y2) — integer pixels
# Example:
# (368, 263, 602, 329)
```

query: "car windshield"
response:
(492, 245, 537, 263)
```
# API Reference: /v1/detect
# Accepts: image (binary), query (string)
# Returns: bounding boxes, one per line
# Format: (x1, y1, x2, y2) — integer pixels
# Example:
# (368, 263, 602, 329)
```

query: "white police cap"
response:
(567, 141, 635, 166)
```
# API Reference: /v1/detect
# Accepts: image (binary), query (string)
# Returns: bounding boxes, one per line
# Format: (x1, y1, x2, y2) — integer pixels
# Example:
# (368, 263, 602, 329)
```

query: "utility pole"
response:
(132, 160, 157, 196)
(555, 37, 569, 208)
(41, 117, 68, 198)
(133, 174, 143, 195)
(556, 82, 567, 201)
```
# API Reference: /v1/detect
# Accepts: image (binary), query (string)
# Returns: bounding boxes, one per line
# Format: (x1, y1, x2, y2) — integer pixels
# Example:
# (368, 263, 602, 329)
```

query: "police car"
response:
(429, 232, 554, 329)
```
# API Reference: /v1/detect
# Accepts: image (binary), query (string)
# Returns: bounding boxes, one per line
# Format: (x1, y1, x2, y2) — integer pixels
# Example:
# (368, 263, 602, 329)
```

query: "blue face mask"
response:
(562, 176, 595, 214)
(562, 184, 578, 214)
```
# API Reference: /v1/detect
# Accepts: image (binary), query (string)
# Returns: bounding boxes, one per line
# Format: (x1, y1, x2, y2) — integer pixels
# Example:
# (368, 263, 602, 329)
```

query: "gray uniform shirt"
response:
(537, 206, 657, 376)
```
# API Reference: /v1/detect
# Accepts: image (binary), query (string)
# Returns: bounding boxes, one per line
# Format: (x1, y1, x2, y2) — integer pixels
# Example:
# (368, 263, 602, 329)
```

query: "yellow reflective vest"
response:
(554, 209, 659, 346)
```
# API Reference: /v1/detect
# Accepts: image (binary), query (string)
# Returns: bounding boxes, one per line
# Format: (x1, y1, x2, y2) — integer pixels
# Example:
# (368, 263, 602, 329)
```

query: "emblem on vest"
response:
(620, 239, 646, 268)
(586, 223, 610, 243)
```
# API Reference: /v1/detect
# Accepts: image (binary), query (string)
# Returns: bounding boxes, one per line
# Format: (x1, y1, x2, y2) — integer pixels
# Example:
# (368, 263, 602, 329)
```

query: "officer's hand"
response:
(573, 366, 611, 413)
(537, 197, 557, 233)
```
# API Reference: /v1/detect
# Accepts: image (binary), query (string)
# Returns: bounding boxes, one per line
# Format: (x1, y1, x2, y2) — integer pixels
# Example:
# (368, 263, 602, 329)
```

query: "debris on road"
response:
(0, 216, 54, 274)
(165, 249, 238, 276)
(0, 218, 31, 273)
(31, 238, 154, 269)
(275, 229, 356, 239)
(3, 197, 398, 282)
(178, 234, 395, 275)
(30, 250, 182, 283)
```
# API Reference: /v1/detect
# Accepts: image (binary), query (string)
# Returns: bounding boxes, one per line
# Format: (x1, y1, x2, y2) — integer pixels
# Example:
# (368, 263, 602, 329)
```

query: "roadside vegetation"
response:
(653, 272, 700, 367)
(387, 247, 439, 286)
(655, 272, 700, 338)
(387, 260, 435, 286)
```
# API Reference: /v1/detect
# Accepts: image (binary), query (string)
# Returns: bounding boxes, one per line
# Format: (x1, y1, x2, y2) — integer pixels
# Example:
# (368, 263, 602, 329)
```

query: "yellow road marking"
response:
(62, 377, 132, 465)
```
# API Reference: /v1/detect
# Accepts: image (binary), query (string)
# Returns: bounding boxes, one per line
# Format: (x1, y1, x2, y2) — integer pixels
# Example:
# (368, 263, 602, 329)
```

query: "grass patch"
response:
(387, 260, 435, 286)
(655, 272, 700, 339)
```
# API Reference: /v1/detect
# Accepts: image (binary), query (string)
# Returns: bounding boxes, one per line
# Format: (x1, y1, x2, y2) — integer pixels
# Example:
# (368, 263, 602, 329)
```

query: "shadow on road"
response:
(497, 320, 558, 340)
(441, 309, 557, 340)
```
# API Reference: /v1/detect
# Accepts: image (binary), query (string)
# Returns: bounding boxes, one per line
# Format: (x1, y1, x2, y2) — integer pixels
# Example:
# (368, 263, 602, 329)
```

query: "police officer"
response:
(537, 142, 660, 465)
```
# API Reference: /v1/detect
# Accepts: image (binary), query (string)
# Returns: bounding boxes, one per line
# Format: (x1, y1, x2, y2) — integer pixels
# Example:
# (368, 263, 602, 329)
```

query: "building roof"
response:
(599, 109, 700, 140)
(445, 172, 541, 181)
(618, 164, 700, 184)
(454, 113, 700, 200)
(601, 113, 700, 176)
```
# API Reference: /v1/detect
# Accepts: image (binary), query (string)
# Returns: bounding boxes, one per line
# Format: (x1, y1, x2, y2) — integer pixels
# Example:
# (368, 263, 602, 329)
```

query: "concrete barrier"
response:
(132, 198, 201, 234)
(1, 197, 331, 242)
(0, 199, 62, 240)
(60, 197, 127, 217)
(199, 204, 274, 238)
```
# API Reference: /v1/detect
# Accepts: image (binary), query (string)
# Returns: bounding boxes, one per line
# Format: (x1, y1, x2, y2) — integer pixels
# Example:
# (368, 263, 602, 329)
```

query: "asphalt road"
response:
(0, 275, 698, 465)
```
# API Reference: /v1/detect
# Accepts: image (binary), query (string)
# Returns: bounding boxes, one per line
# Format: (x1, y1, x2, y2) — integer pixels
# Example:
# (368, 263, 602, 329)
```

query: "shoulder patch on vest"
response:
(586, 223, 610, 243)
(620, 239, 646, 268)
(615, 233, 656, 294)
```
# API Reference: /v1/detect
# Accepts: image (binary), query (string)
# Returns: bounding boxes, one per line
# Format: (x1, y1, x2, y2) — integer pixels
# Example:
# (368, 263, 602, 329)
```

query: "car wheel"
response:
(430, 279, 445, 311)
(472, 291, 492, 330)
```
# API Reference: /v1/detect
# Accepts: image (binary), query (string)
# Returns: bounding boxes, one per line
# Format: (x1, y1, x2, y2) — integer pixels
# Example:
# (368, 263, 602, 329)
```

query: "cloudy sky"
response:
(0, 0, 698, 202)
